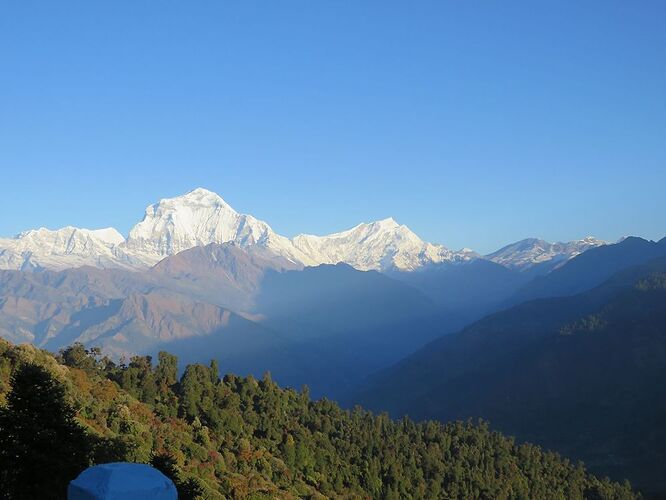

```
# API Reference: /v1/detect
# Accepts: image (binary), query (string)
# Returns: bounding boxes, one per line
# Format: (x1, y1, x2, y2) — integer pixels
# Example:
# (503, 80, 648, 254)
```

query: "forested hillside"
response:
(0, 339, 634, 499)
(354, 262, 666, 496)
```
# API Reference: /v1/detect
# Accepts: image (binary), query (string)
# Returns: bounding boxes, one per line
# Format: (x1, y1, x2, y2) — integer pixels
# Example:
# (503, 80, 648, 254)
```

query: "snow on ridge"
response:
(0, 226, 135, 271)
(0, 187, 604, 273)
(91, 228, 126, 246)
(292, 217, 474, 271)
(485, 237, 607, 271)
(118, 188, 474, 271)
(0, 188, 466, 272)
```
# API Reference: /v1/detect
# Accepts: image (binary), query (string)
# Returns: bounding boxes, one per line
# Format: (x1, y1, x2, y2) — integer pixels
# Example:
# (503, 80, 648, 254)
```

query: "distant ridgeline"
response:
(354, 253, 666, 497)
(0, 339, 634, 499)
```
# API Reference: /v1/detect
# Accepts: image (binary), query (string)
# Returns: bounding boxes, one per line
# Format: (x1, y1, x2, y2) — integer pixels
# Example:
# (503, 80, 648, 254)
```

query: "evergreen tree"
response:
(209, 359, 219, 384)
(155, 351, 178, 387)
(58, 342, 98, 374)
(0, 363, 91, 499)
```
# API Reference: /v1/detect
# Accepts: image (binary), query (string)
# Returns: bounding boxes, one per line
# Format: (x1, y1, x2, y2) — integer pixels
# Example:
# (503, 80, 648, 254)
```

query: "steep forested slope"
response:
(0, 339, 634, 499)
(354, 260, 666, 496)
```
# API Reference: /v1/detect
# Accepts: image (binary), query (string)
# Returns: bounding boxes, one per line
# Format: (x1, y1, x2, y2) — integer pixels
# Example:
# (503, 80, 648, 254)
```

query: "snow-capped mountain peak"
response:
(0, 188, 605, 274)
(120, 189, 471, 271)
(90, 228, 126, 246)
(486, 236, 606, 271)
(374, 217, 398, 227)
(579, 236, 604, 245)
(292, 217, 474, 272)
(123, 188, 312, 266)
(166, 187, 234, 211)
(0, 226, 130, 271)
(0, 188, 484, 272)
(127, 188, 246, 255)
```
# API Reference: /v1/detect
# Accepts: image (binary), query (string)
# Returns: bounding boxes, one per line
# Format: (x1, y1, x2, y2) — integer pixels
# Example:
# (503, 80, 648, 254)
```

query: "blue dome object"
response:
(68, 462, 177, 500)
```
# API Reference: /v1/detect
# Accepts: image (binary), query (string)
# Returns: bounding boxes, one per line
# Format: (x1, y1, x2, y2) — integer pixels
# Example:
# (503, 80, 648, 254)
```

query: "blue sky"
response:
(1, 1, 664, 253)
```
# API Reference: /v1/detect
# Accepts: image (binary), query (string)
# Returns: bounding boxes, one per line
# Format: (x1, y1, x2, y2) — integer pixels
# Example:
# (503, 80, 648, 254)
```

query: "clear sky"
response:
(1, 1, 664, 254)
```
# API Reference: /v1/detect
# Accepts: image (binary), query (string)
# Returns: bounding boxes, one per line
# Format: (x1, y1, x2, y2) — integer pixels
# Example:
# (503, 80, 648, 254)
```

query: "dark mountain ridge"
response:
(352, 255, 666, 495)
(508, 236, 666, 305)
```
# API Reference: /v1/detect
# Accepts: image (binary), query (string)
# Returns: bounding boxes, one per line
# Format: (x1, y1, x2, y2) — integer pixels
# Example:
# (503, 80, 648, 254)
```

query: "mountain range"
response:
(0, 188, 646, 398)
(352, 238, 666, 495)
(2, 187, 664, 493)
(0, 187, 605, 273)
(0, 241, 444, 398)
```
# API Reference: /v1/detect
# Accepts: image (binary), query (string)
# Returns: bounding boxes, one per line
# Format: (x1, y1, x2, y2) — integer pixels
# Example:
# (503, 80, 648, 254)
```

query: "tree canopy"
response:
(0, 338, 636, 499)
(0, 363, 92, 499)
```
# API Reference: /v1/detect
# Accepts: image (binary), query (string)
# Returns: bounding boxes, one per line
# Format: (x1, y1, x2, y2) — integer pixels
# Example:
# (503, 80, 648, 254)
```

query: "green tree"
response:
(209, 359, 219, 384)
(155, 351, 178, 387)
(0, 364, 92, 499)
(59, 342, 99, 374)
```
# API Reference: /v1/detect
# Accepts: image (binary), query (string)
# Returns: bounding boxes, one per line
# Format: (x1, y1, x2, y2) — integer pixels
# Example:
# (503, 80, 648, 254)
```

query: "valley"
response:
(1, 188, 664, 495)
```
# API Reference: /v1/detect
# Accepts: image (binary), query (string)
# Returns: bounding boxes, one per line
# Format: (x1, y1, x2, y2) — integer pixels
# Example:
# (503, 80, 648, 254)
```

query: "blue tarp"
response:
(68, 462, 177, 500)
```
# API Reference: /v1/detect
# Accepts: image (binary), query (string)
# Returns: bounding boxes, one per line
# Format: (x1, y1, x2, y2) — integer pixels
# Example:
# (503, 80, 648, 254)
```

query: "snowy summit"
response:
(0, 188, 599, 273)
